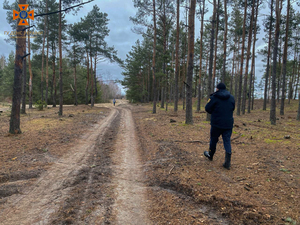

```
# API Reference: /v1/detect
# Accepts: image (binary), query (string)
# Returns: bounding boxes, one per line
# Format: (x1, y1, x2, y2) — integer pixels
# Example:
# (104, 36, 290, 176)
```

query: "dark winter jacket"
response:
(205, 89, 235, 129)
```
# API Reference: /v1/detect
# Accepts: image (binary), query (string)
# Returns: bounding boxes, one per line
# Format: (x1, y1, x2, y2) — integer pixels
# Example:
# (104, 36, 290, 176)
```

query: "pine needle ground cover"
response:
(134, 99, 299, 224)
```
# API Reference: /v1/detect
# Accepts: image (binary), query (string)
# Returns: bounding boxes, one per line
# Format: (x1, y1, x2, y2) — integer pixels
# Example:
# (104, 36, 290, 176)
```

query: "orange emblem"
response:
(13, 4, 34, 26)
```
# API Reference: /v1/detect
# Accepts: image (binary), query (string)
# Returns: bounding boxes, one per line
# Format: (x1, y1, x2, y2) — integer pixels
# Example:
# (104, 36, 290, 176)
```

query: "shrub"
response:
(35, 100, 46, 111)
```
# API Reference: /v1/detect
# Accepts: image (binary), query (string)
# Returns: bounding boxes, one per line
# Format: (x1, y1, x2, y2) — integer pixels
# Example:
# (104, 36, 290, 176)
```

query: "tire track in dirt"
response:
(0, 108, 119, 225)
(111, 106, 150, 224)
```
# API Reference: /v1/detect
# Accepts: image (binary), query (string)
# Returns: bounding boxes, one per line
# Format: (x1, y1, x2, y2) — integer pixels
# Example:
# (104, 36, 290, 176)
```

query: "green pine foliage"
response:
(0, 52, 15, 101)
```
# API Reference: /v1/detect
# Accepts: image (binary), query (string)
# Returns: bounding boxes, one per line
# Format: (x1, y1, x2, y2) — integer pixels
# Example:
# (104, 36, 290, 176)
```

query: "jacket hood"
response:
(214, 89, 231, 100)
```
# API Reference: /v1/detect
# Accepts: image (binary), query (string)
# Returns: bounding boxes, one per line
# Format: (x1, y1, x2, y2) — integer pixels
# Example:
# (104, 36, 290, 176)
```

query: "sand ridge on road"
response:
(111, 106, 150, 224)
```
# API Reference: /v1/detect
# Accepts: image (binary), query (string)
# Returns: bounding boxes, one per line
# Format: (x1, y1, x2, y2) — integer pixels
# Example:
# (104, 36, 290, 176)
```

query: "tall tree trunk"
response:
(52, 46, 56, 107)
(197, 0, 205, 112)
(234, 38, 240, 100)
(252, 59, 256, 110)
(94, 55, 98, 98)
(222, 0, 228, 83)
(280, 0, 290, 115)
(174, 0, 180, 112)
(186, 0, 196, 124)
(41, 5, 47, 103)
(263, 0, 274, 110)
(183, 0, 188, 111)
(152, 0, 157, 114)
(85, 51, 89, 105)
(90, 53, 94, 107)
(237, 0, 248, 116)
(230, 36, 236, 94)
(206, 0, 216, 121)
(212, 0, 220, 92)
(288, 58, 295, 104)
(9, 0, 26, 134)
(297, 91, 300, 120)
(294, 59, 300, 99)
(270, 0, 280, 125)
(28, 22, 33, 109)
(21, 40, 26, 114)
(161, 88, 165, 108)
(148, 59, 150, 102)
(58, 0, 63, 116)
(74, 65, 78, 106)
(45, 0, 49, 106)
(289, 49, 297, 103)
(248, 0, 259, 113)
(242, 0, 255, 114)
(161, 1, 167, 109)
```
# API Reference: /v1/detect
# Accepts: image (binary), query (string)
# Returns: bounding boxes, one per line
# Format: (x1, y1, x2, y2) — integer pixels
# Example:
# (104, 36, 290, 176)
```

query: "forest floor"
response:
(0, 99, 299, 224)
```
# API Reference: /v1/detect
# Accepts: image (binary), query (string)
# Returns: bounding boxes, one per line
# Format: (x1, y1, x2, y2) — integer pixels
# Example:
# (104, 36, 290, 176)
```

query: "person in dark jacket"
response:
(204, 82, 235, 169)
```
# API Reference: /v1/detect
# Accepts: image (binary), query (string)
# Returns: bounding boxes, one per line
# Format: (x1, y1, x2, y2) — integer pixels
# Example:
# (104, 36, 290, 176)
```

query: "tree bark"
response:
(41, 4, 47, 103)
(21, 42, 26, 114)
(58, 0, 63, 116)
(297, 91, 300, 120)
(148, 58, 150, 102)
(206, 0, 216, 121)
(45, 0, 49, 106)
(186, 0, 196, 124)
(212, 0, 220, 92)
(152, 0, 157, 114)
(230, 36, 236, 95)
(222, 0, 228, 83)
(52, 45, 57, 107)
(263, 0, 274, 110)
(28, 22, 33, 109)
(90, 52, 94, 107)
(270, 0, 280, 125)
(242, 0, 255, 114)
(94, 55, 98, 98)
(197, 0, 205, 112)
(9, 0, 27, 134)
(280, 0, 290, 115)
(248, 0, 259, 113)
(74, 65, 78, 106)
(174, 0, 179, 112)
(294, 59, 300, 99)
(85, 51, 89, 105)
(237, 0, 247, 116)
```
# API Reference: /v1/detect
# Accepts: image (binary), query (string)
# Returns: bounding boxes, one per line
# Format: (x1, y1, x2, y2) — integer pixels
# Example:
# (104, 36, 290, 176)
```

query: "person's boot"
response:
(223, 152, 231, 169)
(204, 149, 215, 161)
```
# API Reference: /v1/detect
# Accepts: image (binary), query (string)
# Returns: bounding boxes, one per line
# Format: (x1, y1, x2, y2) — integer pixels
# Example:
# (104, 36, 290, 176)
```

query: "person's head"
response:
(216, 82, 226, 91)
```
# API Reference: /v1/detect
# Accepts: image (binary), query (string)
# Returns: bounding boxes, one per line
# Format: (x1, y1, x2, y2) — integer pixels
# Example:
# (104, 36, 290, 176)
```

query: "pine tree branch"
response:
(22, 53, 30, 59)
(35, 0, 94, 18)
(22, 25, 35, 31)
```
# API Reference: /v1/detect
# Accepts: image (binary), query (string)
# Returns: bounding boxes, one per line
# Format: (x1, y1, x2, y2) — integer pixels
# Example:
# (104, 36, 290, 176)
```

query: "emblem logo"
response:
(13, 4, 34, 26)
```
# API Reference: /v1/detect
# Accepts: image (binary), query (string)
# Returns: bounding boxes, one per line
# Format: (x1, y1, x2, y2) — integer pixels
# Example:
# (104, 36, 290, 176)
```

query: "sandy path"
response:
(0, 101, 151, 224)
(0, 107, 119, 225)
(111, 106, 150, 224)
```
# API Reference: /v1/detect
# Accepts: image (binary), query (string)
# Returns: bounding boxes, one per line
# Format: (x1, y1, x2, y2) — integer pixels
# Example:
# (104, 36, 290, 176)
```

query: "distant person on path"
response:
(204, 83, 235, 169)
(113, 98, 116, 106)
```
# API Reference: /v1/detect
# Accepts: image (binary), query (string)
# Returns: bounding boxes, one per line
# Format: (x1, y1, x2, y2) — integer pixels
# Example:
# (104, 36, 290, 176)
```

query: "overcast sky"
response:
(0, 0, 142, 93)
(0, 0, 299, 97)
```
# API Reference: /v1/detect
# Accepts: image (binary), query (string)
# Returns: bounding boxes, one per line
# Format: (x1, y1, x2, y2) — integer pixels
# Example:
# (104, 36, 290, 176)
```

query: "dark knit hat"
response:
(217, 82, 226, 90)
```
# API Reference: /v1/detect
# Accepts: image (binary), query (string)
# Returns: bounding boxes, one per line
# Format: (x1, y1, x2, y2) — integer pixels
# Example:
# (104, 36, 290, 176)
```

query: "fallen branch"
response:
(169, 165, 175, 174)
(174, 140, 204, 144)
(231, 135, 241, 141)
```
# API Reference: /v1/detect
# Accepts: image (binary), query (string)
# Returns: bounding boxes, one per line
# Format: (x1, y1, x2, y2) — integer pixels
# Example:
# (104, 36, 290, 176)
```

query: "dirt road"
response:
(0, 102, 150, 224)
(0, 101, 230, 224)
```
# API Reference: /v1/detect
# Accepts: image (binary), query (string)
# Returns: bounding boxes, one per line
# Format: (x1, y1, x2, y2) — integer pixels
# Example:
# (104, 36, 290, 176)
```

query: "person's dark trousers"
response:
(209, 126, 232, 154)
